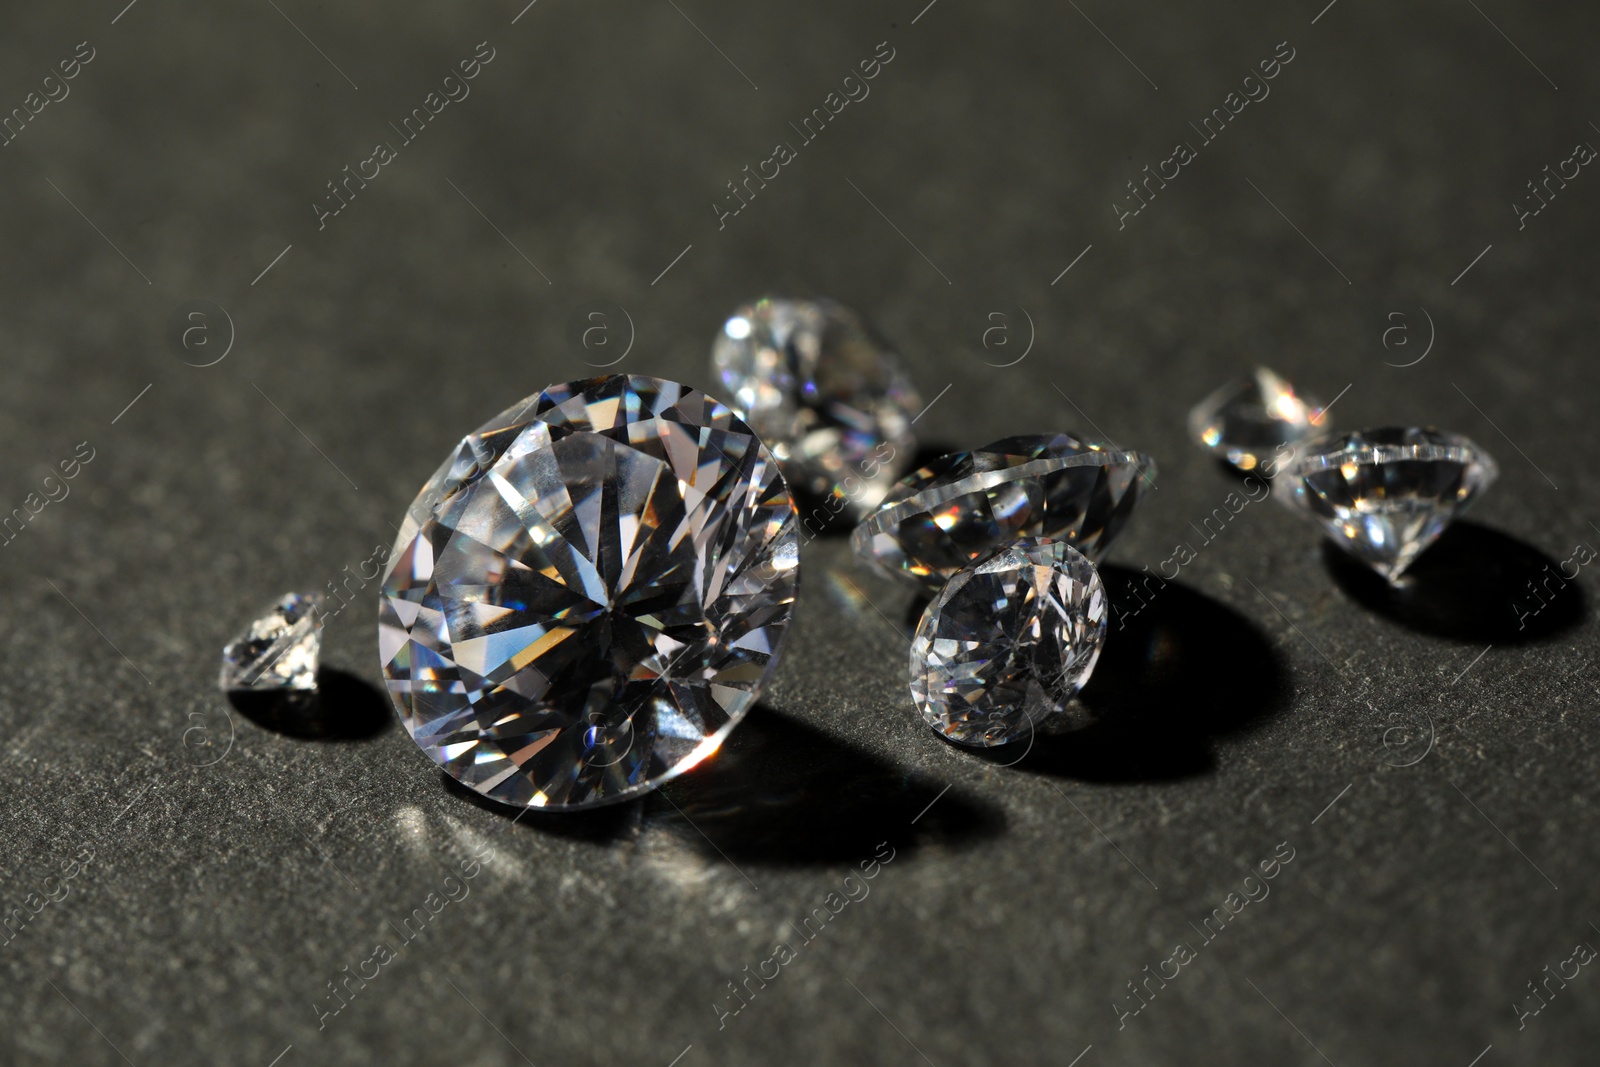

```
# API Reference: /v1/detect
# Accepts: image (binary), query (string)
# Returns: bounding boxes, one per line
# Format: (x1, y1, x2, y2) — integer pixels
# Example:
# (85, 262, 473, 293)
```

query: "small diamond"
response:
(379, 374, 800, 811)
(712, 296, 920, 515)
(220, 592, 324, 691)
(910, 538, 1107, 748)
(1277, 427, 1498, 582)
(1188, 367, 1326, 471)
(851, 433, 1155, 590)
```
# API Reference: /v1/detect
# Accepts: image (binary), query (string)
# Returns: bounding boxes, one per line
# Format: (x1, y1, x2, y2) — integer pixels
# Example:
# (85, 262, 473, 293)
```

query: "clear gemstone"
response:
(220, 592, 324, 691)
(379, 374, 800, 810)
(711, 296, 920, 515)
(1188, 367, 1327, 471)
(851, 433, 1155, 590)
(1277, 427, 1498, 582)
(910, 538, 1107, 748)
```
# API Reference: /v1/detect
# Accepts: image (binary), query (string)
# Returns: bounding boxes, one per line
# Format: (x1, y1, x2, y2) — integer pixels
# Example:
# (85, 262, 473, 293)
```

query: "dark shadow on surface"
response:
(1007, 566, 1291, 783)
(435, 705, 1002, 860)
(650, 704, 1003, 865)
(229, 668, 391, 741)
(1324, 521, 1586, 644)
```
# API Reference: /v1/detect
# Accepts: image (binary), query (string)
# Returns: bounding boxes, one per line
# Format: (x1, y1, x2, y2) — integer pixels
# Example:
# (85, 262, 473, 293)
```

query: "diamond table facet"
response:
(1188, 367, 1326, 472)
(379, 374, 800, 810)
(712, 296, 920, 517)
(220, 592, 324, 691)
(910, 538, 1107, 748)
(851, 433, 1155, 590)
(1276, 427, 1498, 583)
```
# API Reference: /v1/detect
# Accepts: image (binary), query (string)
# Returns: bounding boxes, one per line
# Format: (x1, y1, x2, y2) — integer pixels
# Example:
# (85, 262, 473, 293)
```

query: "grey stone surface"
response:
(0, 1, 1595, 1065)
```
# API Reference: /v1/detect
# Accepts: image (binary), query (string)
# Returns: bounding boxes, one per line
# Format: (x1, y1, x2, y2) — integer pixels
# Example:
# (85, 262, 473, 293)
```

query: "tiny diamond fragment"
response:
(851, 433, 1155, 590)
(379, 374, 800, 811)
(910, 538, 1107, 748)
(1188, 367, 1326, 471)
(220, 592, 324, 691)
(1277, 427, 1498, 583)
(712, 296, 920, 516)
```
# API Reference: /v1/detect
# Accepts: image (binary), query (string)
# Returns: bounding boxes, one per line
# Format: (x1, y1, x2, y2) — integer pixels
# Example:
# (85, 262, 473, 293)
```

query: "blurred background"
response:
(0, 1, 1596, 1064)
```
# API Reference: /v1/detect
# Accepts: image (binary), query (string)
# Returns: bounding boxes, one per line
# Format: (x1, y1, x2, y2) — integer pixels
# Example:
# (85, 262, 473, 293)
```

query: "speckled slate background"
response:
(1, 1, 1596, 1065)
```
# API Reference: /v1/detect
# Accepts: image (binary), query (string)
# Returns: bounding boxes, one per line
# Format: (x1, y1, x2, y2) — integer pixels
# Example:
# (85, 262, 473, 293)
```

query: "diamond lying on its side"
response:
(910, 538, 1107, 748)
(852, 433, 1155, 591)
(1188, 367, 1326, 472)
(379, 374, 800, 811)
(1276, 427, 1498, 583)
(219, 592, 325, 691)
(712, 296, 920, 517)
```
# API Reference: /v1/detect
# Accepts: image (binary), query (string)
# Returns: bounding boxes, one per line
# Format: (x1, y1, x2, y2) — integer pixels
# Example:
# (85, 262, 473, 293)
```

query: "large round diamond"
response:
(711, 296, 920, 515)
(911, 538, 1107, 748)
(851, 433, 1155, 590)
(378, 374, 800, 810)
(1276, 426, 1498, 583)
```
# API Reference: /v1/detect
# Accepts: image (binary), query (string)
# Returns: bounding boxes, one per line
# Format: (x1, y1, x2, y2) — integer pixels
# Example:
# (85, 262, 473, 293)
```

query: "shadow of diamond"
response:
(436, 704, 1003, 863)
(1007, 567, 1291, 783)
(227, 668, 391, 741)
(651, 705, 1003, 865)
(1324, 521, 1587, 644)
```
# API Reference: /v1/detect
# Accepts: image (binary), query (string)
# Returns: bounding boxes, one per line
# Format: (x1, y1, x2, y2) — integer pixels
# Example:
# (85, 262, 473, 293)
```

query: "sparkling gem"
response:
(379, 374, 800, 811)
(851, 433, 1156, 590)
(910, 537, 1107, 748)
(1188, 367, 1327, 471)
(711, 296, 920, 515)
(1276, 427, 1498, 583)
(219, 592, 324, 691)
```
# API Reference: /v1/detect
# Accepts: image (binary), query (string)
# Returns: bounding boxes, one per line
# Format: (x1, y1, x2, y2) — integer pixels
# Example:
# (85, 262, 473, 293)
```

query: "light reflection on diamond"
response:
(1276, 427, 1498, 583)
(219, 592, 324, 691)
(852, 433, 1155, 590)
(712, 296, 919, 515)
(379, 374, 800, 810)
(1188, 367, 1325, 472)
(910, 537, 1107, 747)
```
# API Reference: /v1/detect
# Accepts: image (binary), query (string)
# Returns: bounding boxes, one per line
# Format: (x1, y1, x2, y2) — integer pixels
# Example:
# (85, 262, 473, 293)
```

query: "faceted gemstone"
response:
(1188, 367, 1326, 471)
(851, 433, 1156, 590)
(219, 592, 324, 691)
(910, 538, 1107, 748)
(1276, 427, 1498, 583)
(711, 296, 920, 516)
(379, 374, 800, 810)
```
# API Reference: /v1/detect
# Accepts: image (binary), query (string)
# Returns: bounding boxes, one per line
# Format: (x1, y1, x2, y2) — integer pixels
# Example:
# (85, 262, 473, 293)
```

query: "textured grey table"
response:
(1, 2, 1596, 1065)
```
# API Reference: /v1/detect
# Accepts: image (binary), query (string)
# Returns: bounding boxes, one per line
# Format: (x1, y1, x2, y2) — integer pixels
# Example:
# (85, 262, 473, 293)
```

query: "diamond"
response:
(711, 296, 920, 516)
(378, 374, 800, 810)
(1276, 427, 1498, 583)
(851, 433, 1155, 590)
(910, 538, 1107, 748)
(219, 592, 324, 691)
(1188, 367, 1327, 471)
